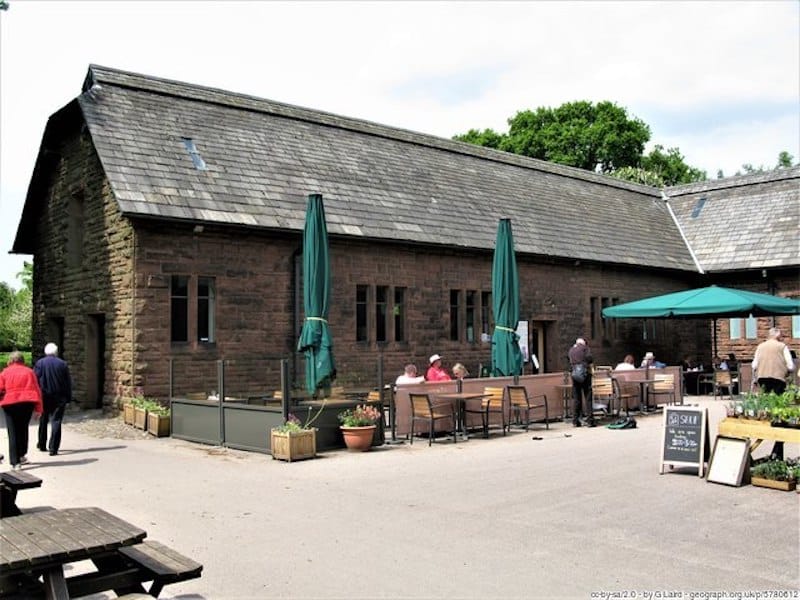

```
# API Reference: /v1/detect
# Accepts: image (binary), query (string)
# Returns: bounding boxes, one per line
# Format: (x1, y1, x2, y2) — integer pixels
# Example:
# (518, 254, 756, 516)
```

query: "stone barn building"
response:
(12, 65, 799, 407)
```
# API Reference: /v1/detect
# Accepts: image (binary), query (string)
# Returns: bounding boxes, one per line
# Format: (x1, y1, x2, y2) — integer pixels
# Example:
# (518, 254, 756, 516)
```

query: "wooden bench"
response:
(0, 471, 42, 518)
(66, 539, 202, 598)
(119, 540, 203, 597)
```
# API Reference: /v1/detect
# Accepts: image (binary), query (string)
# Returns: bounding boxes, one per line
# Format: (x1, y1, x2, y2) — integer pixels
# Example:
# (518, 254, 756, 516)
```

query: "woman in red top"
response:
(425, 354, 452, 382)
(0, 351, 43, 469)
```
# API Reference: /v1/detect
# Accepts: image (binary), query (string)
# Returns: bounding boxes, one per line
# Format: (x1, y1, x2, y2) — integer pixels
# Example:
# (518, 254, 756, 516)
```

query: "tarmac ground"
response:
(2, 397, 798, 600)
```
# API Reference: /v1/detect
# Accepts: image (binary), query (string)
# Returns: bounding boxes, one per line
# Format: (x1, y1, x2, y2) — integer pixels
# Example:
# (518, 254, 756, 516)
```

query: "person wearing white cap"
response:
(425, 354, 451, 382)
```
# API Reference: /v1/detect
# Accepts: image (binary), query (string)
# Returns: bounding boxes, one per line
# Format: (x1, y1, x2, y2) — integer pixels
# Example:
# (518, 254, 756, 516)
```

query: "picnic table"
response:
(0, 506, 201, 599)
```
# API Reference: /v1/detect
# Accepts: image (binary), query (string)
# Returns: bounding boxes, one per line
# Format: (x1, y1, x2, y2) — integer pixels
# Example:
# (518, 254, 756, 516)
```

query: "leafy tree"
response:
(0, 262, 32, 350)
(639, 145, 706, 185)
(777, 151, 794, 168)
(454, 100, 706, 181)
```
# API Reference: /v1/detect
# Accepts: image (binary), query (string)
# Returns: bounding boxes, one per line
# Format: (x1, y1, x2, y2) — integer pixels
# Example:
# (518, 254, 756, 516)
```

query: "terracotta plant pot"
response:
(340, 425, 376, 451)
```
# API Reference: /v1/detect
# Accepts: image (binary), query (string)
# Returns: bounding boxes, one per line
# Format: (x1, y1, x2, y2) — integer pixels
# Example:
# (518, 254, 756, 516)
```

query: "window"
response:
(356, 285, 408, 343)
(181, 137, 208, 170)
(481, 291, 492, 337)
(590, 296, 618, 340)
(376, 286, 388, 342)
(67, 192, 84, 268)
(745, 316, 757, 339)
(171, 275, 189, 342)
(466, 291, 476, 343)
(450, 290, 460, 341)
(729, 318, 742, 339)
(793, 315, 800, 339)
(394, 287, 406, 342)
(198, 277, 216, 343)
(356, 285, 368, 342)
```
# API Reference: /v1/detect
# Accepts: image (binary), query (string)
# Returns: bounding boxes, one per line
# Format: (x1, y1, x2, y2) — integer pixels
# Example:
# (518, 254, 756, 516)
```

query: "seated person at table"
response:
(614, 354, 636, 371)
(681, 355, 695, 370)
(426, 354, 452, 382)
(726, 353, 739, 372)
(395, 363, 425, 386)
(640, 351, 666, 369)
(452, 363, 469, 380)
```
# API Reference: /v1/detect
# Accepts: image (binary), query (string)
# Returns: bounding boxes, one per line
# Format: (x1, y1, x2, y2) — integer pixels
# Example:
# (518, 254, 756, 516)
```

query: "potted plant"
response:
(271, 414, 317, 462)
(338, 404, 381, 451)
(147, 402, 171, 437)
(133, 396, 151, 431)
(750, 457, 798, 492)
(123, 398, 137, 426)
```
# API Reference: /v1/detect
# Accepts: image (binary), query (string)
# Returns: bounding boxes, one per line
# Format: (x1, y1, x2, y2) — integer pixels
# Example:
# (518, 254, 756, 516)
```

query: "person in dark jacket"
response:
(0, 351, 43, 469)
(33, 343, 73, 456)
(568, 337, 595, 427)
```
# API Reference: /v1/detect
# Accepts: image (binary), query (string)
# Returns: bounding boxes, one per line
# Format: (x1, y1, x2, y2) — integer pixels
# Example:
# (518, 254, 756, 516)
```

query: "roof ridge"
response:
(666, 165, 800, 196)
(83, 64, 660, 197)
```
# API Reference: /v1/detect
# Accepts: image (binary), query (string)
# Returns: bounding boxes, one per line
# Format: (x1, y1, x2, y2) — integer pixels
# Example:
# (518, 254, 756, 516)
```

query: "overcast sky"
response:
(1, 0, 798, 288)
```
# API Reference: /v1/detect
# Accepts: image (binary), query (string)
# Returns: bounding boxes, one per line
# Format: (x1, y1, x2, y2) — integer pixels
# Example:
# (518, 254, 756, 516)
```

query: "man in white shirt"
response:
(395, 364, 425, 386)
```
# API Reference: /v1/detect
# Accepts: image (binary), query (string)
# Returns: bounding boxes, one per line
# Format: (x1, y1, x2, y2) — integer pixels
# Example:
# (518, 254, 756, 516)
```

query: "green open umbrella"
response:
(602, 285, 800, 357)
(491, 218, 523, 376)
(297, 193, 336, 396)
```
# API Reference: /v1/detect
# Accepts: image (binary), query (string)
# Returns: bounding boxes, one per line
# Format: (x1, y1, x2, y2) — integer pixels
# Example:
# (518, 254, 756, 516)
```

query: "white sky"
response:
(1, 0, 798, 288)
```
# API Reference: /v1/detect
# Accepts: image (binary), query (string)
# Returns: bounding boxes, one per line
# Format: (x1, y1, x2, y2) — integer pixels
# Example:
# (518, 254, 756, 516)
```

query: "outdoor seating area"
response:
(0, 506, 203, 599)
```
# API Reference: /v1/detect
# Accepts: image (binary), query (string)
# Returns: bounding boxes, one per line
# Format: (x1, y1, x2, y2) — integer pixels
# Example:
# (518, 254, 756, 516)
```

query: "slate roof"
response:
(666, 168, 800, 273)
(22, 64, 782, 274)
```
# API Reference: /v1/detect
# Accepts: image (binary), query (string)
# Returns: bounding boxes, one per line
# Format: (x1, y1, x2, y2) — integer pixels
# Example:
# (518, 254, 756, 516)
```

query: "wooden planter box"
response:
(271, 428, 316, 462)
(133, 407, 148, 431)
(147, 413, 171, 437)
(123, 403, 135, 426)
(751, 477, 796, 491)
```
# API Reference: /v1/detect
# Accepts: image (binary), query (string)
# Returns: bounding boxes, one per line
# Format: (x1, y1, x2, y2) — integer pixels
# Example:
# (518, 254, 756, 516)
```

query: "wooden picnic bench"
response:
(66, 540, 203, 598)
(0, 471, 42, 518)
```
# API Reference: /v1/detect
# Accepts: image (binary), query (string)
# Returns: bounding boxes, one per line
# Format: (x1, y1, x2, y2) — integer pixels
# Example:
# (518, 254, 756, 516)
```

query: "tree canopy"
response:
(0, 261, 32, 350)
(454, 100, 707, 185)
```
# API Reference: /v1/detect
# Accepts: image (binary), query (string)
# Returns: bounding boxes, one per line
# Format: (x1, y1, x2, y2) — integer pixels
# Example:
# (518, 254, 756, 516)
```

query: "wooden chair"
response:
(409, 393, 456, 446)
(463, 387, 507, 438)
(590, 376, 617, 418)
(612, 378, 637, 416)
(507, 386, 549, 430)
(713, 370, 735, 401)
(648, 373, 677, 407)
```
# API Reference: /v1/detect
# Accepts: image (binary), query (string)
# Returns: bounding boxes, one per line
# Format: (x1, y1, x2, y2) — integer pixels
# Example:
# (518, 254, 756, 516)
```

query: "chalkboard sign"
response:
(660, 406, 709, 477)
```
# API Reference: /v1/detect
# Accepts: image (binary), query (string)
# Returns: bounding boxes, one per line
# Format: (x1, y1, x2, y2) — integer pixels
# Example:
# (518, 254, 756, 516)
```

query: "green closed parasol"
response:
(297, 193, 336, 396)
(491, 218, 523, 376)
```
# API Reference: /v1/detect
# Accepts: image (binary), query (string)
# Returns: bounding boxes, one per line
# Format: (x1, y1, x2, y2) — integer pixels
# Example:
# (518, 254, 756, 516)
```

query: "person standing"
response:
(752, 327, 795, 394)
(425, 354, 452, 382)
(568, 338, 595, 427)
(33, 342, 73, 455)
(0, 351, 43, 469)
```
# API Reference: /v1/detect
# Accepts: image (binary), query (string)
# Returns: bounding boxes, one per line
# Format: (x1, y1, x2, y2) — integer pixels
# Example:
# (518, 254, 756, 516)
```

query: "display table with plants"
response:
(338, 404, 382, 451)
(721, 386, 800, 455)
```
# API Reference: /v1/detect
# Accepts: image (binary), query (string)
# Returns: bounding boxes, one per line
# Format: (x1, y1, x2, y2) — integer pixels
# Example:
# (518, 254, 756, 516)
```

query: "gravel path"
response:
(61, 406, 152, 440)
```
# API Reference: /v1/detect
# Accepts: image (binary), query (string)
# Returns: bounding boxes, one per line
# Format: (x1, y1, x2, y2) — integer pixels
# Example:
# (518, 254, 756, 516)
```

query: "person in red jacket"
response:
(0, 351, 44, 470)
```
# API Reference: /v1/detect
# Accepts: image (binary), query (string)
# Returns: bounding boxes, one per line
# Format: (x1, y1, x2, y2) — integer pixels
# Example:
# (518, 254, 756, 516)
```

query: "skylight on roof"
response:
(690, 197, 706, 219)
(181, 137, 207, 171)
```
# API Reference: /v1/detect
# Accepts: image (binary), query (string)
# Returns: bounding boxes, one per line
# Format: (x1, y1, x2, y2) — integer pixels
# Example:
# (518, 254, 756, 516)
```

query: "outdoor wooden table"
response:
(554, 384, 574, 421)
(435, 392, 491, 440)
(0, 506, 146, 599)
(634, 379, 658, 413)
(718, 417, 800, 459)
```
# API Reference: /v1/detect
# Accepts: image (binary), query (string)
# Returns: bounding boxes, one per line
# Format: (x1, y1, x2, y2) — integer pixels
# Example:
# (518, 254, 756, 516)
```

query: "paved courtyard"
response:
(2, 398, 798, 599)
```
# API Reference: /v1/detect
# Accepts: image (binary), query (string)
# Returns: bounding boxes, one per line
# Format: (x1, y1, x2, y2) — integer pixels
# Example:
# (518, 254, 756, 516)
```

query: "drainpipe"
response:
(291, 244, 303, 387)
(661, 190, 704, 274)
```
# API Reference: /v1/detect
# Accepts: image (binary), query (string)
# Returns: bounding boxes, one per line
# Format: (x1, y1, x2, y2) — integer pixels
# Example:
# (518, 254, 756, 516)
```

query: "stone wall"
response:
(31, 126, 135, 408)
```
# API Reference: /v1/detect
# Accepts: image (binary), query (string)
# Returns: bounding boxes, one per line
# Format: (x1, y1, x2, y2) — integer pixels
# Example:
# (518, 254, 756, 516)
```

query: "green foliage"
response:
(0, 262, 32, 351)
(456, 100, 652, 173)
(0, 351, 32, 367)
(639, 145, 707, 185)
(609, 166, 665, 187)
(751, 457, 799, 482)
